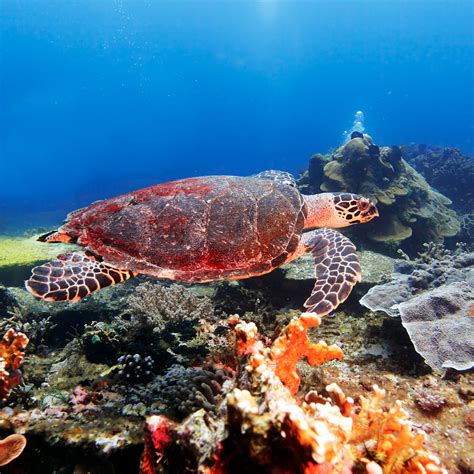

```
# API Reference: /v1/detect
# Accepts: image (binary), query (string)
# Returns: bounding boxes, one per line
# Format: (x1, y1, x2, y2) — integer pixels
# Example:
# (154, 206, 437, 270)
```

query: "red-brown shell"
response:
(61, 176, 308, 281)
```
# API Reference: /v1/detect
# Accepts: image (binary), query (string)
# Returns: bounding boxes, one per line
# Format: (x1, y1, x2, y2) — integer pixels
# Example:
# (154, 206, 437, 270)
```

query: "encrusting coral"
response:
(0, 328, 29, 400)
(140, 313, 446, 474)
(0, 433, 27, 467)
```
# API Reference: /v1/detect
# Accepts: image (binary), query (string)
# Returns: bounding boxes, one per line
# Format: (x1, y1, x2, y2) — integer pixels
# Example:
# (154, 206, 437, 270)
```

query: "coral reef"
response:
(0, 220, 471, 471)
(401, 144, 474, 214)
(0, 309, 55, 352)
(360, 246, 474, 317)
(140, 314, 447, 474)
(0, 328, 29, 400)
(360, 245, 474, 373)
(298, 135, 460, 248)
(0, 433, 26, 466)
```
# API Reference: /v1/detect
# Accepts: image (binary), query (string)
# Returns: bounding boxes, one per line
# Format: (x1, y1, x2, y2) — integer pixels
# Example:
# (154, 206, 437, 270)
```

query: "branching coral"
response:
(126, 282, 214, 333)
(0, 328, 29, 400)
(155, 364, 234, 419)
(141, 314, 446, 473)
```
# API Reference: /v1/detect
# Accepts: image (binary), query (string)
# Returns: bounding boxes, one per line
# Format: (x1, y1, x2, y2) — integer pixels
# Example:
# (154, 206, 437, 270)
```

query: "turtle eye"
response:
(358, 199, 370, 211)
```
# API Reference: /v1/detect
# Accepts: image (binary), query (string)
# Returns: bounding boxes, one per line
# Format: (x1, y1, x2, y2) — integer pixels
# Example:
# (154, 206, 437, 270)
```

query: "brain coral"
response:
(299, 135, 460, 248)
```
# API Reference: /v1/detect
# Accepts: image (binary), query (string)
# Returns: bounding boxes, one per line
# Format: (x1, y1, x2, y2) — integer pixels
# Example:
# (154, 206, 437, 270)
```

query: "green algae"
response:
(0, 235, 76, 286)
(0, 235, 76, 268)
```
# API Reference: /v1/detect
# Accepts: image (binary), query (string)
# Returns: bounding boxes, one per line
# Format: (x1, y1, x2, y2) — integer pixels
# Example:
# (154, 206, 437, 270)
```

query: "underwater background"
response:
(0, 1, 473, 473)
(1, 0, 473, 231)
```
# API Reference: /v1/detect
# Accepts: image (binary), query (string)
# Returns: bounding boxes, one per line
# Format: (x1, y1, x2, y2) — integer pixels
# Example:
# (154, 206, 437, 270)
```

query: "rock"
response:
(281, 254, 314, 282)
(281, 250, 393, 292)
(359, 251, 394, 287)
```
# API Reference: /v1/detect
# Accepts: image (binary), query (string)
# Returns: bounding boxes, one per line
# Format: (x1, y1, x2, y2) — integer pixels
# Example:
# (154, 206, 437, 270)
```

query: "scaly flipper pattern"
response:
(303, 228, 361, 316)
(25, 252, 136, 302)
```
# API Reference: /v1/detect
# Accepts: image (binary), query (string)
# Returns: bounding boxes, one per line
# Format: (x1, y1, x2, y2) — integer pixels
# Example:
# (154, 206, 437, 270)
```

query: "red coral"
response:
(0, 329, 29, 400)
(141, 415, 177, 474)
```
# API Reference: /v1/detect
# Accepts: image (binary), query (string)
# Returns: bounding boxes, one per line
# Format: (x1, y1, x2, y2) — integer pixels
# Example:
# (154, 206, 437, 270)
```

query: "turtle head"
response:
(333, 193, 378, 226)
(304, 193, 378, 229)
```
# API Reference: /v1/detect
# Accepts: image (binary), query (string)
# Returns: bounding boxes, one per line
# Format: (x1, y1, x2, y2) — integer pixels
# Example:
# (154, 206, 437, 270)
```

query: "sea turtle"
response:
(25, 171, 378, 316)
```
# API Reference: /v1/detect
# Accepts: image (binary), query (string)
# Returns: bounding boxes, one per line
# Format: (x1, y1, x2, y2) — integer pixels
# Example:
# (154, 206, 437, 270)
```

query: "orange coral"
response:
(232, 318, 263, 358)
(269, 312, 343, 394)
(351, 385, 447, 474)
(0, 328, 29, 400)
(0, 434, 27, 467)
(141, 314, 447, 474)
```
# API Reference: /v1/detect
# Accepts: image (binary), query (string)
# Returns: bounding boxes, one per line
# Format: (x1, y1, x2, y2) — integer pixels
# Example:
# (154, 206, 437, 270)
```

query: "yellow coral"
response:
(351, 386, 447, 474)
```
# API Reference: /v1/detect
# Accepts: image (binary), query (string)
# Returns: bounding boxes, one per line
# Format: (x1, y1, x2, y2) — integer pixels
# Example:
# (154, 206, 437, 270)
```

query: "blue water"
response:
(1, 1, 473, 231)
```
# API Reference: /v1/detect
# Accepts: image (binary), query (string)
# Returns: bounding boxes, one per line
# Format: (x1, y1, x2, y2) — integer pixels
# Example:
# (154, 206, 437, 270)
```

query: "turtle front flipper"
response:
(25, 252, 136, 302)
(302, 228, 361, 316)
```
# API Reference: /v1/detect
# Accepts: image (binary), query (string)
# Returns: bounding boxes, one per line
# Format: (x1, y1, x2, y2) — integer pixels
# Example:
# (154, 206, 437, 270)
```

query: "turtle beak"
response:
(360, 202, 379, 222)
(366, 204, 379, 220)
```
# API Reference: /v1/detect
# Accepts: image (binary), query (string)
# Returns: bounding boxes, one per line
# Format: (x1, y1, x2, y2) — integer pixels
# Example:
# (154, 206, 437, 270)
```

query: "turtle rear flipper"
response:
(25, 252, 135, 302)
(37, 230, 74, 243)
(303, 228, 361, 316)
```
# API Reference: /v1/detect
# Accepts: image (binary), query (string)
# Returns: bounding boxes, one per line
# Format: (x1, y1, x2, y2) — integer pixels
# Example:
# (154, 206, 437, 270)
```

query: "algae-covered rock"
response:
(281, 250, 393, 289)
(299, 135, 460, 249)
(0, 236, 75, 267)
(0, 235, 76, 286)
